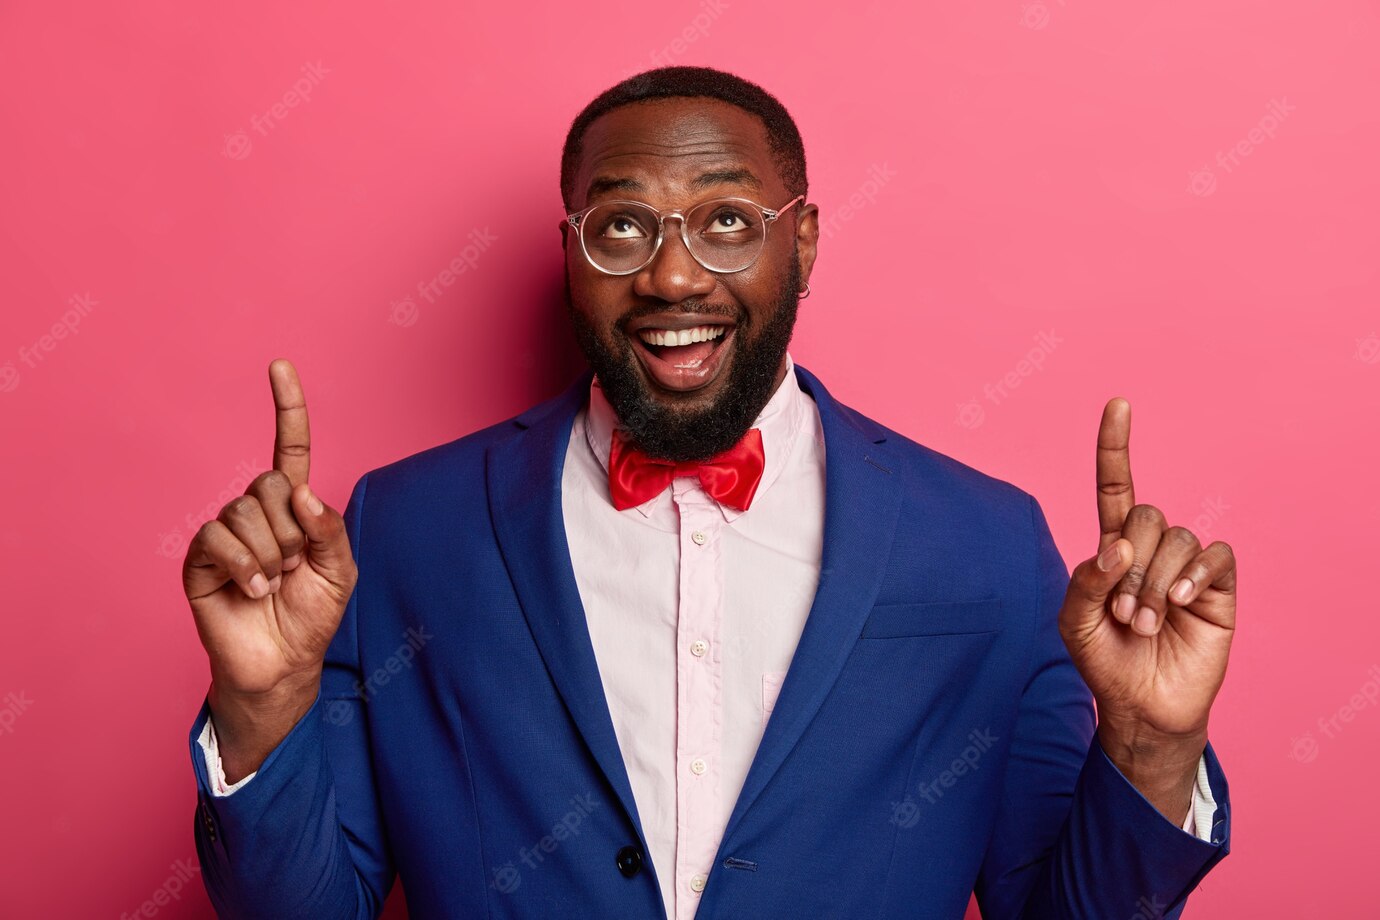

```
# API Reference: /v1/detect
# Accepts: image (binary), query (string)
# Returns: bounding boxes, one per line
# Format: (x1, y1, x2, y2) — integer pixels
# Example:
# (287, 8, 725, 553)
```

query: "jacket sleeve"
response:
(973, 494, 1231, 919)
(189, 472, 393, 919)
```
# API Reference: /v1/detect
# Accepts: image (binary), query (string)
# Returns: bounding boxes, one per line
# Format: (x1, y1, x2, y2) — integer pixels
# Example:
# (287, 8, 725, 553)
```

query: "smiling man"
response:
(185, 67, 1234, 919)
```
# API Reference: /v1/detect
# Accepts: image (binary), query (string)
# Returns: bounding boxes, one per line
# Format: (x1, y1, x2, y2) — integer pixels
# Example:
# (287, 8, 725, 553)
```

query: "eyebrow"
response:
(584, 167, 764, 201)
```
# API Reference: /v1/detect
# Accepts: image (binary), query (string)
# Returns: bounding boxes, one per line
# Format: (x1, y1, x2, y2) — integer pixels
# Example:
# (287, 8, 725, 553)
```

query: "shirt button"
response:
(690, 640, 708, 657)
(691, 530, 707, 545)
(690, 758, 707, 775)
(690, 874, 707, 893)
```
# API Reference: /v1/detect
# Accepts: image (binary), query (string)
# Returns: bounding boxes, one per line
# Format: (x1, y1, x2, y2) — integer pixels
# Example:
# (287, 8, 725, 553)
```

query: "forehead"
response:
(572, 96, 783, 207)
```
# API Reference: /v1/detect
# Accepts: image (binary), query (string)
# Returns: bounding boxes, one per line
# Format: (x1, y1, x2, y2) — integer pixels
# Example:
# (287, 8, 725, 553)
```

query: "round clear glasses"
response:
(566, 194, 804, 275)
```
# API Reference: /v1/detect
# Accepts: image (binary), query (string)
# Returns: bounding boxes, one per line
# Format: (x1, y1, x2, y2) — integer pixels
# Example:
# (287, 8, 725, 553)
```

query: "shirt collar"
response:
(583, 351, 807, 521)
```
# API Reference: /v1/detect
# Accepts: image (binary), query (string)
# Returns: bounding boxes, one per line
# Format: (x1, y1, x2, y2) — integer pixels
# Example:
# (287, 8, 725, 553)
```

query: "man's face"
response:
(563, 96, 818, 462)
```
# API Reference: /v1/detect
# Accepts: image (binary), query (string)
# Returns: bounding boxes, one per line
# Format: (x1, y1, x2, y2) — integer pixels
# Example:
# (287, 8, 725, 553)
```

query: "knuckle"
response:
(250, 470, 291, 495)
(1126, 503, 1166, 527)
(1211, 540, 1234, 559)
(220, 495, 260, 520)
(1164, 526, 1201, 551)
(1120, 562, 1147, 591)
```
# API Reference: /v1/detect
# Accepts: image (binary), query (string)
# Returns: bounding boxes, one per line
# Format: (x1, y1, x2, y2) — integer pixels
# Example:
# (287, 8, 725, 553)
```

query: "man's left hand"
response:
(1057, 397, 1237, 824)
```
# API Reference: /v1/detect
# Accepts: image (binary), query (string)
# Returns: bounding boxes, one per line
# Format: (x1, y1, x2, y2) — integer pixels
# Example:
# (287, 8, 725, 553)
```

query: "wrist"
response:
(208, 672, 320, 783)
(1096, 719, 1205, 823)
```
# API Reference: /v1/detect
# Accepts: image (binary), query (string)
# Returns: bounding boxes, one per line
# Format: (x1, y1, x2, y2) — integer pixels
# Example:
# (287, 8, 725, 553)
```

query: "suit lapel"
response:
(485, 368, 652, 851)
(716, 363, 903, 847)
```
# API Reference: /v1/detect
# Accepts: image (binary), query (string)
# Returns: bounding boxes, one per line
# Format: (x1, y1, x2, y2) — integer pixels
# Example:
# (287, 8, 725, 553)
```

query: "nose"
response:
(632, 216, 717, 303)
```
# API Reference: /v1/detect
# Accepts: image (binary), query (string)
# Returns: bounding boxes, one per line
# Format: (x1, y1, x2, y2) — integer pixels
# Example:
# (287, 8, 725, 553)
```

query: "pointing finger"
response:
(1096, 397, 1135, 553)
(270, 358, 311, 488)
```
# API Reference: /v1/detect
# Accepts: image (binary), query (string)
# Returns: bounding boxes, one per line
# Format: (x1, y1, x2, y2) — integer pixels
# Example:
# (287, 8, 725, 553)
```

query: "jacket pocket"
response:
(859, 597, 1003, 639)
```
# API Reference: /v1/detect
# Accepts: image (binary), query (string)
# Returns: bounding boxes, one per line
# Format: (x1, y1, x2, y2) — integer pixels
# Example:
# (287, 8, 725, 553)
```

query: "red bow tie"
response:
(608, 428, 766, 511)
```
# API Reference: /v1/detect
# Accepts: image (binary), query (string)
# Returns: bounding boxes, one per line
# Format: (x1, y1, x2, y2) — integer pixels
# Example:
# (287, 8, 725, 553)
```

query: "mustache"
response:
(617, 300, 742, 327)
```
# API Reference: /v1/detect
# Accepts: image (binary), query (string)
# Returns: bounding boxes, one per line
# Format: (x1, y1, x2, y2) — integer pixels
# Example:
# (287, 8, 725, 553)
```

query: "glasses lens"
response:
(685, 199, 765, 272)
(581, 202, 659, 273)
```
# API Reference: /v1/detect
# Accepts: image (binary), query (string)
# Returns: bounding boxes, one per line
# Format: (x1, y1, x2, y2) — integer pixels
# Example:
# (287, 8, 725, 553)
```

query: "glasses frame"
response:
(566, 193, 805, 276)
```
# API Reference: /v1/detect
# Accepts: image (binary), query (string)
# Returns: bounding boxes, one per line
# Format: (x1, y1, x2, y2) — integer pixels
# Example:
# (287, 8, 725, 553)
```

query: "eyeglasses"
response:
(566, 194, 804, 275)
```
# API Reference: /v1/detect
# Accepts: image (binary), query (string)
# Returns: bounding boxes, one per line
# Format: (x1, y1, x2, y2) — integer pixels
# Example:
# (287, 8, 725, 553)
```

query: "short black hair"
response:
(560, 66, 808, 211)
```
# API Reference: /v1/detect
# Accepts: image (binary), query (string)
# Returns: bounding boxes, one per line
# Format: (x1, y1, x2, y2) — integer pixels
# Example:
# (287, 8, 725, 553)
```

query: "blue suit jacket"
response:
(189, 362, 1230, 918)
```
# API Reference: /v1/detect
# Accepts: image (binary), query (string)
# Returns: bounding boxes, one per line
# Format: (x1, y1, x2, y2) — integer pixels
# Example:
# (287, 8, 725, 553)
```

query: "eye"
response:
(703, 206, 756, 234)
(597, 211, 650, 239)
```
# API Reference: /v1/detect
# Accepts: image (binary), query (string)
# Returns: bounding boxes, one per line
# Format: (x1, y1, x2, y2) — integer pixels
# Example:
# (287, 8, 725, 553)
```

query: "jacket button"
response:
(615, 845, 643, 878)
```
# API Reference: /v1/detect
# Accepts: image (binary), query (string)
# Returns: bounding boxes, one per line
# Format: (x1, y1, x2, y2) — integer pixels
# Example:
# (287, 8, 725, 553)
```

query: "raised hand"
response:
(1056, 398, 1237, 817)
(183, 359, 357, 778)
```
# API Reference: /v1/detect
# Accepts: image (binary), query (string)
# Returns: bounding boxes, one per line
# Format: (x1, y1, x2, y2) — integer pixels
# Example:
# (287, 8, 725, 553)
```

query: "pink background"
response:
(3, 0, 1377, 916)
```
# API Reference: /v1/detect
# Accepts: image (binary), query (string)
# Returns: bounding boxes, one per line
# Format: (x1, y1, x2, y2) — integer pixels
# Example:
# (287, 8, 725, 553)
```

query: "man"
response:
(184, 66, 1234, 918)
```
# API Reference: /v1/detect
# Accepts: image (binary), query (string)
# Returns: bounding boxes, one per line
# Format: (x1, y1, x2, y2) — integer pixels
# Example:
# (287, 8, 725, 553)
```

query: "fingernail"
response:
(1097, 543, 1122, 572)
(1171, 577, 1194, 604)
(283, 553, 302, 571)
(1132, 606, 1157, 636)
(249, 573, 269, 598)
(267, 574, 282, 593)
(305, 486, 323, 516)
(1114, 593, 1136, 624)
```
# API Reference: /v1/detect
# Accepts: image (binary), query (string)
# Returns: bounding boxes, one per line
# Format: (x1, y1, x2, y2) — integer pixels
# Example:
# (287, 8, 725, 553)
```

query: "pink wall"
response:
(3, 1, 1377, 916)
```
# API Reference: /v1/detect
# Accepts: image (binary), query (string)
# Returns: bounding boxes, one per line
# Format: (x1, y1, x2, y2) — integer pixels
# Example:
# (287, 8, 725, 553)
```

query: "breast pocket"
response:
(859, 597, 1004, 639)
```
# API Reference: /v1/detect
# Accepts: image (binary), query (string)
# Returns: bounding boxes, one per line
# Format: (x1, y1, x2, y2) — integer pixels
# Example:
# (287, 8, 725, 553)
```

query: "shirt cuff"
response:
(197, 713, 257, 797)
(1181, 752, 1216, 840)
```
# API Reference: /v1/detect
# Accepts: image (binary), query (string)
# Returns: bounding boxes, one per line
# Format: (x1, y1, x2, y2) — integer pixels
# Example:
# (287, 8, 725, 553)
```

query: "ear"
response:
(557, 219, 569, 252)
(795, 202, 820, 286)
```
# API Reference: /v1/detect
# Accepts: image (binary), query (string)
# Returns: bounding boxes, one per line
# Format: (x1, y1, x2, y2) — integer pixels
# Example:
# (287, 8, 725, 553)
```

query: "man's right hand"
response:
(183, 358, 358, 782)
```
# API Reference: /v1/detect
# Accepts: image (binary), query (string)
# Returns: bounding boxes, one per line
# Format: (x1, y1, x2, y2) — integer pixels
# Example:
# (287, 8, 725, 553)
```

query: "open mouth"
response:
(627, 321, 736, 392)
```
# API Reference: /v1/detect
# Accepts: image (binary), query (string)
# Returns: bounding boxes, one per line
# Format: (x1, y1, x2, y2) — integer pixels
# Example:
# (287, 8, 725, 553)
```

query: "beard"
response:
(564, 257, 801, 462)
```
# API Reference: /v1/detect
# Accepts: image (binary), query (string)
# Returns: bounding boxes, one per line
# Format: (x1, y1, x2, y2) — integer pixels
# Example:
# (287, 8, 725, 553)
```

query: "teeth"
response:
(637, 325, 726, 347)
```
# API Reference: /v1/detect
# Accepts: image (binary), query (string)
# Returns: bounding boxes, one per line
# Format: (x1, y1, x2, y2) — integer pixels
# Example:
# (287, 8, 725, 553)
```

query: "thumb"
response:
(290, 482, 357, 592)
(1062, 538, 1132, 629)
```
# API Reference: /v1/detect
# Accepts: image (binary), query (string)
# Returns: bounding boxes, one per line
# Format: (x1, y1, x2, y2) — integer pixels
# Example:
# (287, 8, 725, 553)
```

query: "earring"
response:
(798, 281, 811, 300)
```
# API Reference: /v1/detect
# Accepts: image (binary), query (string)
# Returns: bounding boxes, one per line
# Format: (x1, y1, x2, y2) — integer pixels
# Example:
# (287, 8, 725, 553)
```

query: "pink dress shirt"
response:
(198, 350, 1216, 920)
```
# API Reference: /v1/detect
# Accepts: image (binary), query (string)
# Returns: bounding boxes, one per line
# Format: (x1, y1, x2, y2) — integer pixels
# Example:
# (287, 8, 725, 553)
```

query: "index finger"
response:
(1096, 396, 1134, 552)
(269, 358, 310, 488)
